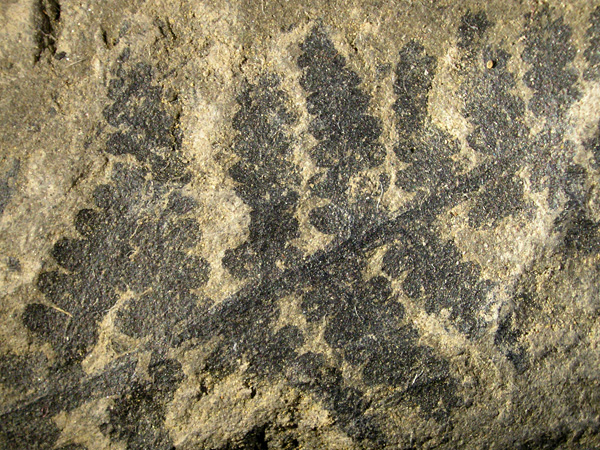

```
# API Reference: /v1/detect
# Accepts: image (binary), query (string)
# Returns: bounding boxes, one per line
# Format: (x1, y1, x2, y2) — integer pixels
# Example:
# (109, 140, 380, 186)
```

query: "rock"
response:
(1, 0, 599, 448)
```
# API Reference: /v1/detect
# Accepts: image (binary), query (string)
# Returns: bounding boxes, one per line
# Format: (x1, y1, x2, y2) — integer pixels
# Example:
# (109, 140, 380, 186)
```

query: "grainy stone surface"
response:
(1, 0, 600, 448)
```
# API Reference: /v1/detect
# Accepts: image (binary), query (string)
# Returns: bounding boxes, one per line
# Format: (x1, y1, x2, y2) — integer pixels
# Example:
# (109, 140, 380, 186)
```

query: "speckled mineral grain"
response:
(1, 0, 600, 448)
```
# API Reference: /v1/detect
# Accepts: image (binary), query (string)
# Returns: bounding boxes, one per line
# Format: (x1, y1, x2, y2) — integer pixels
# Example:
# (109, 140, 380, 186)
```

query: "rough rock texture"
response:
(1, 0, 600, 448)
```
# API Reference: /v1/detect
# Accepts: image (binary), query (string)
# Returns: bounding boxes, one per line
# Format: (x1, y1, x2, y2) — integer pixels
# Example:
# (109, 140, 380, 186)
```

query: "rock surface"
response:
(1, 0, 600, 448)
